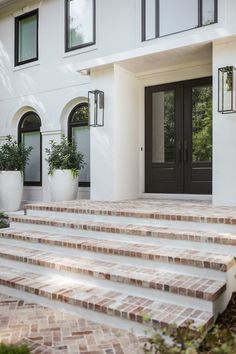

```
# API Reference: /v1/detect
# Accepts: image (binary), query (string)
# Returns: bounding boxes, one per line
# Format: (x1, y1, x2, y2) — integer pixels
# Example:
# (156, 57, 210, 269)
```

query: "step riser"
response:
(1, 258, 217, 312)
(0, 265, 214, 331)
(24, 209, 236, 235)
(9, 216, 236, 248)
(1, 229, 233, 274)
(0, 248, 225, 303)
(9, 221, 236, 257)
(24, 204, 236, 226)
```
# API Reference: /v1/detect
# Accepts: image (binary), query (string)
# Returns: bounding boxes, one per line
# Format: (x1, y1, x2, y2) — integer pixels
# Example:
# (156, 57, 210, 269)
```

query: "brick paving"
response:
(0, 240, 226, 300)
(9, 214, 236, 246)
(0, 266, 214, 330)
(24, 199, 236, 225)
(0, 293, 145, 353)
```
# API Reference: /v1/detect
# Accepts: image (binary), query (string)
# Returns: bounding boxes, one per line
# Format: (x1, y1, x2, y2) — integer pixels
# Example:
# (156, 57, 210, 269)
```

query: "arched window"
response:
(68, 103, 90, 186)
(18, 112, 42, 186)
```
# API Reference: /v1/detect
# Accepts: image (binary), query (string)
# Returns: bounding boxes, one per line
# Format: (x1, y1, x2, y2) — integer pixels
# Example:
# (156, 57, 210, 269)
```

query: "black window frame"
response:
(18, 112, 42, 187)
(65, 0, 96, 53)
(15, 9, 39, 67)
(68, 103, 90, 187)
(141, 0, 218, 42)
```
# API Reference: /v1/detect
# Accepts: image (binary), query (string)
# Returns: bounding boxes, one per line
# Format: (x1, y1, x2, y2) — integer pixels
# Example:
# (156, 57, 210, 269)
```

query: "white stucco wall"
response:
(212, 39, 236, 206)
(0, 0, 236, 203)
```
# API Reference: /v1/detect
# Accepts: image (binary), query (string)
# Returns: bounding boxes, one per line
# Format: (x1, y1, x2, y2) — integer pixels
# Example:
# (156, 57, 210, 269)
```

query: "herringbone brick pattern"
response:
(0, 293, 145, 354)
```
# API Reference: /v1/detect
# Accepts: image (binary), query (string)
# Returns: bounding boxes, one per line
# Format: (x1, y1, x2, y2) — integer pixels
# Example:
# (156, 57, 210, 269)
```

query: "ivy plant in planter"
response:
(0, 136, 32, 212)
(45, 135, 85, 202)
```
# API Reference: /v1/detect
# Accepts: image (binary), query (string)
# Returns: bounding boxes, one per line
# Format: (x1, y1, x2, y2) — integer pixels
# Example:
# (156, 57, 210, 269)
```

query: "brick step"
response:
(1, 228, 235, 273)
(9, 214, 236, 247)
(0, 241, 227, 301)
(24, 200, 236, 225)
(0, 265, 214, 330)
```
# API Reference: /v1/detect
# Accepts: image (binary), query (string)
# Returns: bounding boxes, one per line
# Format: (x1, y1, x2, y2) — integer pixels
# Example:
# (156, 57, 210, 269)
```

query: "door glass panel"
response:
(159, 0, 198, 36)
(192, 85, 212, 162)
(22, 131, 41, 182)
(152, 90, 175, 163)
(72, 126, 90, 183)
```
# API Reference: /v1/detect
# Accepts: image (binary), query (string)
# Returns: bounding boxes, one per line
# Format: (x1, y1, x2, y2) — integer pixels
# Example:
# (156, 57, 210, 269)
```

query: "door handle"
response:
(177, 141, 182, 162)
(184, 140, 188, 162)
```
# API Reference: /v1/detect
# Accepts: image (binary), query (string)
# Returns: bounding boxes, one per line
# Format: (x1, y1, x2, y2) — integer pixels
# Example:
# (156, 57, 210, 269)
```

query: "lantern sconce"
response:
(88, 90, 104, 127)
(218, 66, 236, 114)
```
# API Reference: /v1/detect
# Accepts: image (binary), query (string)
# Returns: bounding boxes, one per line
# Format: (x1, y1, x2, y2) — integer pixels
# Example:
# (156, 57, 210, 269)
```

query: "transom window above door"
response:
(65, 0, 96, 52)
(142, 0, 217, 41)
(15, 10, 38, 66)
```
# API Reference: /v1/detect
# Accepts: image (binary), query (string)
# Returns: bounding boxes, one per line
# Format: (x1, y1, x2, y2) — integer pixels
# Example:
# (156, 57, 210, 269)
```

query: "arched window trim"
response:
(18, 111, 42, 186)
(68, 103, 90, 187)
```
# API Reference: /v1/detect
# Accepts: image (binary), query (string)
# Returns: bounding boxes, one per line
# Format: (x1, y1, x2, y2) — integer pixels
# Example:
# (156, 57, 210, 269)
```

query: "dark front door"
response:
(145, 77, 212, 194)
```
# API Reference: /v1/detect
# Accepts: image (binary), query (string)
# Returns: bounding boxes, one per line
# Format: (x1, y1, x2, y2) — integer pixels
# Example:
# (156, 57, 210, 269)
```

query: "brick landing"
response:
(25, 199, 236, 225)
(0, 293, 145, 354)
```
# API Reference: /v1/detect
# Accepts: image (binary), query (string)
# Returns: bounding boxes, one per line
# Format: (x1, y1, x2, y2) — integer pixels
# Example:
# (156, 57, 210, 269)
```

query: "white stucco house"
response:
(0, 0, 236, 206)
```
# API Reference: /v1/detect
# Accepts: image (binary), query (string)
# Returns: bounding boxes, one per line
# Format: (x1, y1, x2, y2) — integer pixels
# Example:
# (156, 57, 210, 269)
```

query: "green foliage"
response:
(0, 136, 32, 171)
(45, 135, 85, 177)
(143, 324, 236, 354)
(0, 343, 31, 354)
(192, 86, 212, 162)
(0, 211, 9, 229)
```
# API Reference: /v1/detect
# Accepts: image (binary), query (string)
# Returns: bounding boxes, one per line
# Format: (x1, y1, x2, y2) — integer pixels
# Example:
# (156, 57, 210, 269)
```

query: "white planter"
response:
(0, 171, 23, 211)
(49, 169, 79, 202)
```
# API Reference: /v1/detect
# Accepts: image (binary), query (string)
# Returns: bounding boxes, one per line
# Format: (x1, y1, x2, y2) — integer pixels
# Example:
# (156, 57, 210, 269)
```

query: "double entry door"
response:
(145, 77, 212, 194)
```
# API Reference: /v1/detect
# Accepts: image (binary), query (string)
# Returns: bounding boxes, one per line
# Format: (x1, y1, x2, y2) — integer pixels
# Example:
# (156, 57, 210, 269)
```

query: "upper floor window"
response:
(65, 0, 95, 52)
(142, 0, 217, 41)
(15, 10, 38, 66)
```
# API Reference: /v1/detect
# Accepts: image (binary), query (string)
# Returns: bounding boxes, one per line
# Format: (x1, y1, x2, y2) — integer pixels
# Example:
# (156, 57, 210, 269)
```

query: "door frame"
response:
(145, 77, 212, 194)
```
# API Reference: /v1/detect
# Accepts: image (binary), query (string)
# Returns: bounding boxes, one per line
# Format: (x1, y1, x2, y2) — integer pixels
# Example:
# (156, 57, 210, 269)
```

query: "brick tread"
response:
(10, 214, 236, 247)
(0, 265, 214, 330)
(1, 228, 235, 273)
(0, 240, 226, 300)
(24, 200, 236, 225)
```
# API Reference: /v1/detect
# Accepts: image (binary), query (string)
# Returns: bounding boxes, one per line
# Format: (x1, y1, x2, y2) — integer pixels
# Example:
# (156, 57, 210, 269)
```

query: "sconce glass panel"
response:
(88, 90, 104, 127)
(218, 66, 236, 114)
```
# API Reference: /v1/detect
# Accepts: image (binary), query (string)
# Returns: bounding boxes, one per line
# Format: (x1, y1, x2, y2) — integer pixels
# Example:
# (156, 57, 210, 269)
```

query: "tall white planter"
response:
(49, 169, 78, 202)
(0, 171, 23, 211)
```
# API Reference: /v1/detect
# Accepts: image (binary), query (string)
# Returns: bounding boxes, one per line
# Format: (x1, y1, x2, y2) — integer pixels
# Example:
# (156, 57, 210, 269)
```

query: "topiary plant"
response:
(45, 134, 85, 178)
(0, 136, 33, 171)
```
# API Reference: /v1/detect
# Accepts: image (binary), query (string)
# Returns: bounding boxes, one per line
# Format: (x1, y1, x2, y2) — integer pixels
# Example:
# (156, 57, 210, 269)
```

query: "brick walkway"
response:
(0, 293, 145, 354)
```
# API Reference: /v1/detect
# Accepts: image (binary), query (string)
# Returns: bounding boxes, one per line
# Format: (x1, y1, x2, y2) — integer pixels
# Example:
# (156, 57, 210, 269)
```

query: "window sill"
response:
(63, 45, 98, 59)
(13, 60, 40, 72)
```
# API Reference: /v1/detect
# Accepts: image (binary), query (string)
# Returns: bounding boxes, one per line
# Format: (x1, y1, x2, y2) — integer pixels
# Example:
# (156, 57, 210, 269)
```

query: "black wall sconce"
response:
(88, 90, 104, 127)
(218, 66, 236, 114)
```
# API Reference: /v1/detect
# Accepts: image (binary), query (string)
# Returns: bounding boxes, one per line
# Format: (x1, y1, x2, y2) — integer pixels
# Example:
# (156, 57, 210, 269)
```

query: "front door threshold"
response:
(141, 193, 212, 201)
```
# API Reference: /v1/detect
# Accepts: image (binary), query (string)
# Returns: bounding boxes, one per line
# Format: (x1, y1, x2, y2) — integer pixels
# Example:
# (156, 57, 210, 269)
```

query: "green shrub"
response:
(0, 136, 32, 171)
(0, 211, 9, 229)
(143, 324, 236, 354)
(45, 134, 85, 177)
(0, 343, 31, 354)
